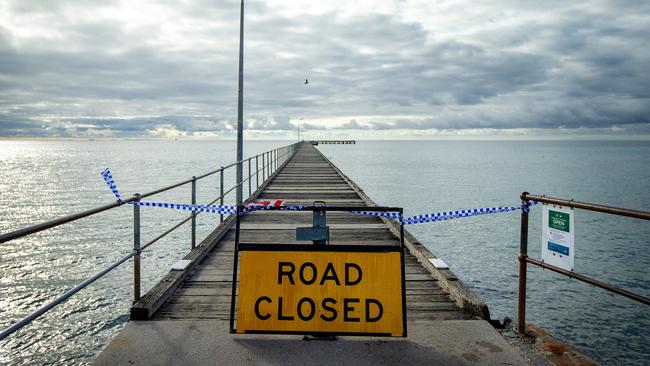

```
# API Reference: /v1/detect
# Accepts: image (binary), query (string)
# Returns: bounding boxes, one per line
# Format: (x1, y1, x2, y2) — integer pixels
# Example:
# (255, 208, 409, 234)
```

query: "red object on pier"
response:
(245, 200, 285, 208)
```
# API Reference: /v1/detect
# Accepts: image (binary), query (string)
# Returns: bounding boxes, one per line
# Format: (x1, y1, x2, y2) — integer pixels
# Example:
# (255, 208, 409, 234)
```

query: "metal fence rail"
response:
(517, 192, 650, 334)
(0, 142, 302, 341)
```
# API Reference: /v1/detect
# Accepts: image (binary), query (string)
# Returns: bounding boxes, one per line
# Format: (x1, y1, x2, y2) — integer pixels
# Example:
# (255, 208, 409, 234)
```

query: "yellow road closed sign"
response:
(234, 244, 406, 337)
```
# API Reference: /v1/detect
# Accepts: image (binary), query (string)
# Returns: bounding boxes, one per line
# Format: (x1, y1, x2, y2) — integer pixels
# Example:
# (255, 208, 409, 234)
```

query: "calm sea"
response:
(1, 140, 649, 365)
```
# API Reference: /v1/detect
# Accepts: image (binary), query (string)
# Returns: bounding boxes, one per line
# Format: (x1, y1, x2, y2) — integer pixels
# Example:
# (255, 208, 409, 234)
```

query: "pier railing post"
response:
(256, 155, 259, 188)
(220, 167, 224, 223)
(262, 153, 266, 181)
(248, 158, 252, 198)
(517, 192, 530, 334)
(191, 176, 196, 249)
(133, 193, 141, 303)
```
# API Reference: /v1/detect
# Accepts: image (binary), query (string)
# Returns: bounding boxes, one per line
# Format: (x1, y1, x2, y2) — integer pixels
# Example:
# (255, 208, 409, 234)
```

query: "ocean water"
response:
(1, 140, 649, 365)
(0, 140, 288, 365)
(319, 140, 650, 366)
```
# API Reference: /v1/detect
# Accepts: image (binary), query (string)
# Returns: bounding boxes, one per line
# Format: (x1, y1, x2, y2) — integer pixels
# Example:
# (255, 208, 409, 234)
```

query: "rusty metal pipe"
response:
(523, 194, 650, 220)
(525, 257, 650, 305)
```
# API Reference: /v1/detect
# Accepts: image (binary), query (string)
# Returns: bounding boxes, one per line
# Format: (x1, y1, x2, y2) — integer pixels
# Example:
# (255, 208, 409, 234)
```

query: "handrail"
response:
(0, 250, 136, 341)
(517, 192, 650, 334)
(0, 144, 298, 245)
(0, 200, 125, 244)
(522, 193, 650, 220)
(0, 142, 302, 342)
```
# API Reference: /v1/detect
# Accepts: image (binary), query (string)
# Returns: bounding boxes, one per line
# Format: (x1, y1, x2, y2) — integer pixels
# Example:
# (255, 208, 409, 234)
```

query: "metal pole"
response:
(229, 205, 243, 333)
(220, 167, 224, 223)
(517, 192, 529, 334)
(256, 155, 259, 188)
(525, 257, 650, 305)
(191, 177, 196, 249)
(248, 158, 252, 198)
(522, 193, 650, 221)
(235, 0, 245, 207)
(133, 193, 141, 303)
(262, 153, 266, 181)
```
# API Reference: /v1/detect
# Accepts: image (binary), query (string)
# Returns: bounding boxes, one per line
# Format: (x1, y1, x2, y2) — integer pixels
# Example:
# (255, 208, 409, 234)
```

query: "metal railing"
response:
(0, 141, 302, 341)
(517, 192, 650, 334)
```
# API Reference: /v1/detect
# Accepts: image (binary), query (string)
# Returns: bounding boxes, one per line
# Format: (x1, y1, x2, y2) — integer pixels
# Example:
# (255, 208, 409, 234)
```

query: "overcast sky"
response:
(1, 0, 649, 139)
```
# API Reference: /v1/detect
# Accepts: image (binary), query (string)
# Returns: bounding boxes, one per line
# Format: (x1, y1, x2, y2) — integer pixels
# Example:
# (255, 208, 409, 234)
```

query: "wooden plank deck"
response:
(150, 143, 472, 322)
(96, 143, 535, 366)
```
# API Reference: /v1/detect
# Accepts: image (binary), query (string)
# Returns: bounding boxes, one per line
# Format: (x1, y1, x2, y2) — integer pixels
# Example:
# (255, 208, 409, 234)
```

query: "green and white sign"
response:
(542, 204, 575, 271)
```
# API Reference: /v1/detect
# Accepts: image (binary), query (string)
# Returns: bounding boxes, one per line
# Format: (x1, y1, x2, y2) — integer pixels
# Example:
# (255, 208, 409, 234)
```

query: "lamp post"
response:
(235, 0, 244, 206)
(298, 118, 302, 141)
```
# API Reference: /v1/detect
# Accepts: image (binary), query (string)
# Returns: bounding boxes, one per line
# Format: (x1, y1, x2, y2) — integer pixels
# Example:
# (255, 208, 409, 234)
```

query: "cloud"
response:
(146, 124, 186, 138)
(335, 119, 368, 130)
(246, 115, 295, 130)
(0, 0, 648, 138)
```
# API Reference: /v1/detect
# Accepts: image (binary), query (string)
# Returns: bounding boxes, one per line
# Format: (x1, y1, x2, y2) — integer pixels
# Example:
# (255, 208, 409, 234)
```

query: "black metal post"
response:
(133, 193, 141, 303)
(256, 155, 259, 188)
(220, 167, 224, 223)
(517, 192, 529, 334)
(191, 177, 196, 249)
(248, 158, 252, 198)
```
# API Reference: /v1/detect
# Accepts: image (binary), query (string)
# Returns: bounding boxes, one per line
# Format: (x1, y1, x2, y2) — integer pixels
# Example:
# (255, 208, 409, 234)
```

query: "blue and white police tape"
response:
(132, 201, 237, 215)
(102, 168, 238, 214)
(350, 211, 403, 220)
(401, 206, 520, 225)
(351, 201, 539, 225)
(101, 168, 123, 203)
(102, 168, 538, 222)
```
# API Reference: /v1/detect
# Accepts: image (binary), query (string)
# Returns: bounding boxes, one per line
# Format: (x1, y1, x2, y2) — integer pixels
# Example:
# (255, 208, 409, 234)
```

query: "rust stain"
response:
(524, 323, 599, 366)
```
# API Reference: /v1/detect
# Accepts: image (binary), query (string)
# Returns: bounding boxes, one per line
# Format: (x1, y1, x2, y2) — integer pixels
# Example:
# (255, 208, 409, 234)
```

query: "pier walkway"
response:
(95, 143, 530, 365)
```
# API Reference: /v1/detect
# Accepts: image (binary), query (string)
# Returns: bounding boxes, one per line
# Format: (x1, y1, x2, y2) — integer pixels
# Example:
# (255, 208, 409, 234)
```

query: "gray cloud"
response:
(0, 1, 648, 137)
(335, 119, 368, 130)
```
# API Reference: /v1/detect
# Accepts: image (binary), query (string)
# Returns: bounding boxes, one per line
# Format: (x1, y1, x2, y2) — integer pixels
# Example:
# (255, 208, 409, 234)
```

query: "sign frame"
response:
(228, 205, 407, 337)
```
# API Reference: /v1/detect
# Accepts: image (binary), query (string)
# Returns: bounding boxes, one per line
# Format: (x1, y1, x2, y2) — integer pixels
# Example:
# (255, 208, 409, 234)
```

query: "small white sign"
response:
(429, 258, 449, 269)
(171, 259, 191, 271)
(542, 204, 575, 271)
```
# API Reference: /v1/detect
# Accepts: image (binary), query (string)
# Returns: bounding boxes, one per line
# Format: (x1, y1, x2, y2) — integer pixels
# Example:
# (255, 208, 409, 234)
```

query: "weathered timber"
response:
(129, 146, 299, 320)
(321, 147, 491, 319)
(135, 142, 480, 325)
(310, 140, 356, 144)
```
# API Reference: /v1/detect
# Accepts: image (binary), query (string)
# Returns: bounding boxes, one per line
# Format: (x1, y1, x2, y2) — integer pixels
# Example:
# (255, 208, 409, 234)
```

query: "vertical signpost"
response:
(542, 205, 575, 271)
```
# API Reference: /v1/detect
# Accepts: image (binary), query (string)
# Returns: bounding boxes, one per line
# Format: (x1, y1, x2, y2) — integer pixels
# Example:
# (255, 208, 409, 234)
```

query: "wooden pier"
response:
(311, 140, 356, 145)
(96, 143, 530, 365)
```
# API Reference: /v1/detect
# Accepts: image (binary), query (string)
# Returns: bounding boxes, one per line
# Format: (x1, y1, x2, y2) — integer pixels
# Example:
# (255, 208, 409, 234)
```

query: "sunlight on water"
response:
(0, 140, 290, 365)
(1, 140, 649, 365)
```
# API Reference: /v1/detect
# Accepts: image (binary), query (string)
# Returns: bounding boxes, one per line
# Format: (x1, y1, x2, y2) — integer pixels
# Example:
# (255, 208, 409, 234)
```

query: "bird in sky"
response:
(304, 78, 309, 85)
